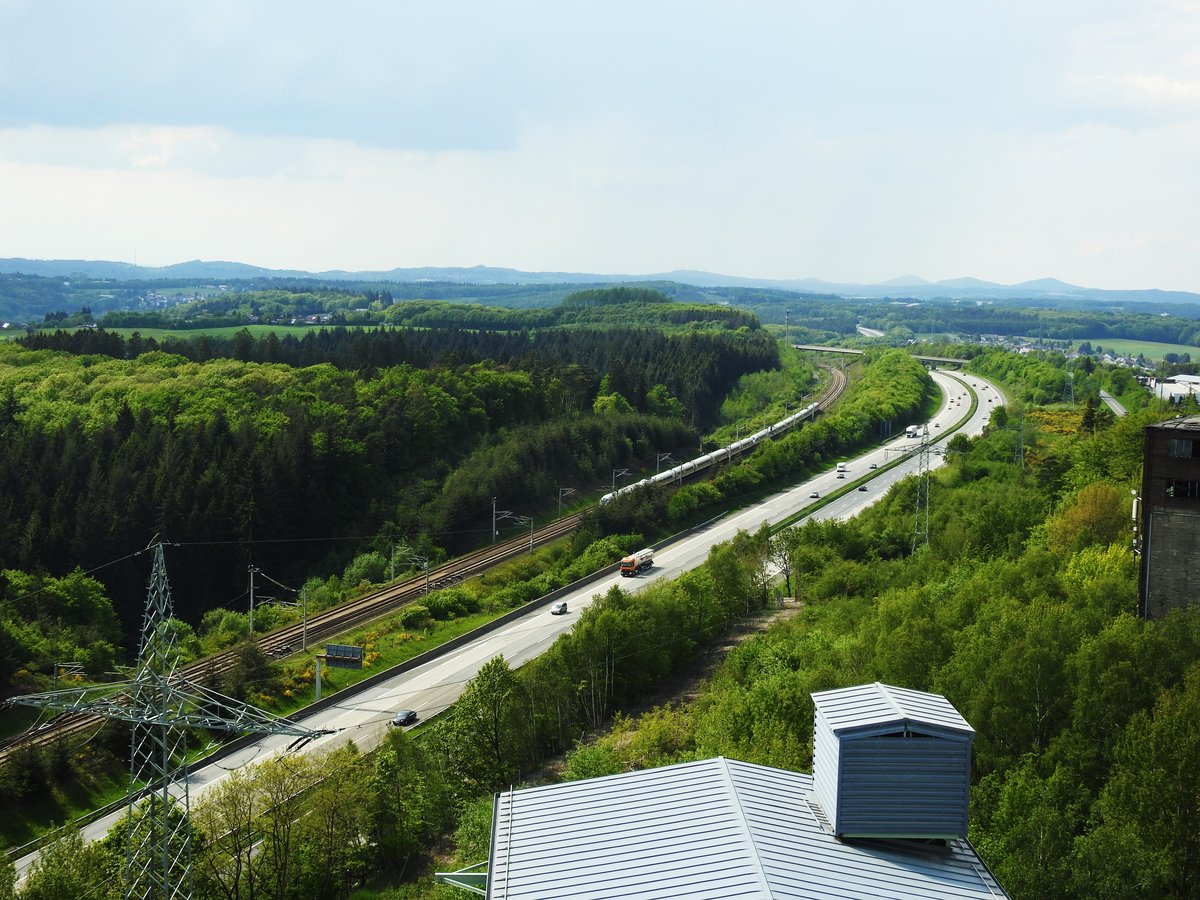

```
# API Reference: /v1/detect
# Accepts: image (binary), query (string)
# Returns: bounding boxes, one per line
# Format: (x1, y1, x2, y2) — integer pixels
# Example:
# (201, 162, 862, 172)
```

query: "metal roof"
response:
(811, 682, 974, 740)
(485, 756, 1007, 899)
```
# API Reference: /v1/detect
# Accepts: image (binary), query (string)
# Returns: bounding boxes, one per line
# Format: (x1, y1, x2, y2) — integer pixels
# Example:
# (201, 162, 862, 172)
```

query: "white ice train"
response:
(599, 400, 823, 505)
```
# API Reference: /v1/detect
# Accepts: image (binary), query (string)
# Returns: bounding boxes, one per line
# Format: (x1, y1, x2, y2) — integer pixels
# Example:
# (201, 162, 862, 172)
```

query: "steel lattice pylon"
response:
(912, 435, 932, 553)
(911, 431, 959, 553)
(124, 543, 194, 900)
(6, 544, 330, 899)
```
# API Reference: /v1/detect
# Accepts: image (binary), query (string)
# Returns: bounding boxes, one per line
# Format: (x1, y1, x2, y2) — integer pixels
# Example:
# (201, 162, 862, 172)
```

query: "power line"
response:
(5, 544, 332, 900)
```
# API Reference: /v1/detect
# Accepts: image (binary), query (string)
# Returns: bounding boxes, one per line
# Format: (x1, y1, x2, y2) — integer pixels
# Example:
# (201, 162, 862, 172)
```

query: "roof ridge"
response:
(717, 757, 775, 899)
(876, 681, 910, 723)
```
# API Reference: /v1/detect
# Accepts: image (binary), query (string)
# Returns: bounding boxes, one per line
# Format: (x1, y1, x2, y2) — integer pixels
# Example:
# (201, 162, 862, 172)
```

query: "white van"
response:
(836, 463, 847, 473)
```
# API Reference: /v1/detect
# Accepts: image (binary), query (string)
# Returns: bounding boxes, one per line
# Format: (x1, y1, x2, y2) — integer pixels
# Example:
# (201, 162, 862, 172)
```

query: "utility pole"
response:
(656, 452, 672, 475)
(520, 516, 534, 552)
(496, 510, 534, 553)
(558, 487, 575, 517)
(248, 565, 258, 638)
(611, 468, 629, 494)
(394, 545, 431, 595)
(492, 497, 498, 543)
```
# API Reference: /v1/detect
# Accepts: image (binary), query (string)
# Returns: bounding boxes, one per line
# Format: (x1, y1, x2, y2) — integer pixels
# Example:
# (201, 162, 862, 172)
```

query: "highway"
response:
(1099, 389, 1128, 418)
(16, 368, 1003, 876)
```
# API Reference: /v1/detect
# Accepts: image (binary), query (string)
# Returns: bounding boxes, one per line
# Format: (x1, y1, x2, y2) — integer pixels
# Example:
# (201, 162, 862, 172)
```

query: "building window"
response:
(1167, 438, 1198, 459)
(1166, 480, 1200, 499)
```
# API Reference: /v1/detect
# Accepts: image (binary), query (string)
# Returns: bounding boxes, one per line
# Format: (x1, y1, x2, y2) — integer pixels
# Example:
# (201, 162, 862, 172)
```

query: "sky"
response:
(1, 1, 1199, 291)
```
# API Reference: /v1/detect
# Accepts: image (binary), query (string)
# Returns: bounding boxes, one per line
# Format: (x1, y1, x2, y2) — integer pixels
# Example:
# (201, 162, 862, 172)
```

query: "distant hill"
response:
(1, 257, 1198, 310)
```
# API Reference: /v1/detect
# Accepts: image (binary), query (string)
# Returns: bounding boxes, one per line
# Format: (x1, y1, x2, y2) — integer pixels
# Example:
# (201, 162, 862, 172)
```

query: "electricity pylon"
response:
(5, 543, 330, 899)
(912, 431, 961, 553)
(912, 434, 933, 553)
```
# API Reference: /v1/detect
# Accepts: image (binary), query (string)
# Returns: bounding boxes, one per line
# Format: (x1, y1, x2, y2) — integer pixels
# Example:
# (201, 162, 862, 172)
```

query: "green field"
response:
(0, 324, 332, 342)
(103, 324, 327, 340)
(1070, 337, 1197, 361)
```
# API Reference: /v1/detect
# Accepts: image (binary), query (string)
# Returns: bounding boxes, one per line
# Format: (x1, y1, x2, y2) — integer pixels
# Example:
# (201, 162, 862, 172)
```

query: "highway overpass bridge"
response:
(792, 344, 970, 368)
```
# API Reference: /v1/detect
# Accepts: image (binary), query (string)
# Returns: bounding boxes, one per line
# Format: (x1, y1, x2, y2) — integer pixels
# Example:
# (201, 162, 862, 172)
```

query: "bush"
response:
(424, 588, 478, 620)
(397, 604, 431, 629)
(342, 552, 389, 588)
(300, 575, 342, 613)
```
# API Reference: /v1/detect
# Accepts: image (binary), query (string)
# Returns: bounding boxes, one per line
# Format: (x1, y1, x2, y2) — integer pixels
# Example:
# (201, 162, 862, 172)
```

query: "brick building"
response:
(1139, 414, 1200, 618)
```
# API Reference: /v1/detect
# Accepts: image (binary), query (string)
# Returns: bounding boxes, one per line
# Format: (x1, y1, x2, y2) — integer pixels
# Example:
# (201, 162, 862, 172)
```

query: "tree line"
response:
(14, 347, 1194, 898)
(0, 314, 777, 665)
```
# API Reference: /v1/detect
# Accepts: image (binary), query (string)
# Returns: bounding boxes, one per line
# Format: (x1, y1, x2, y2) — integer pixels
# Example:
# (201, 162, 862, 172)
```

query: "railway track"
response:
(0, 514, 583, 765)
(0, 366, 848, 765)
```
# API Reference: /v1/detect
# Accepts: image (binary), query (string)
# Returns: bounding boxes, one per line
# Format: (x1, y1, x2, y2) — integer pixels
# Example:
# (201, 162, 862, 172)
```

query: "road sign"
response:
(324, 644, 364, 669)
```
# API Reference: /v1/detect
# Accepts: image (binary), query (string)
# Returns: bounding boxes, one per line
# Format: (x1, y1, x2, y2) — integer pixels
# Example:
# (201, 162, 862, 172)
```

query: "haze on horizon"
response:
(1, 1, 1198, 293)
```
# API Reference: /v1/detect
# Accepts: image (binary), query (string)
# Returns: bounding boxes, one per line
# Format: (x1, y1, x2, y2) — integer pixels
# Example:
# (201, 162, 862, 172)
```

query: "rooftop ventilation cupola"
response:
(810, 682, 974, 840)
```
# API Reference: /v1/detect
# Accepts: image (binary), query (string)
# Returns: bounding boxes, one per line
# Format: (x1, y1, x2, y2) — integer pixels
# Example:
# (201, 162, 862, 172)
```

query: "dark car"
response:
(391, 710, 418, 727)
(857, 485, 867, 492)
(868, 463, 877, 469)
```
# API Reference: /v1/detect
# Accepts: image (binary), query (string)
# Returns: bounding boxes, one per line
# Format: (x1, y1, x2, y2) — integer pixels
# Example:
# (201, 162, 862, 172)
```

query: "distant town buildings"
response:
(1150, 373, 1200, 403)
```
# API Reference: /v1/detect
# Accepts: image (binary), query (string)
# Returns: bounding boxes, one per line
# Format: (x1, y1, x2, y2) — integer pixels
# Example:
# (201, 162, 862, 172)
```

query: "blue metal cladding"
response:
(812, 683, 974, 839)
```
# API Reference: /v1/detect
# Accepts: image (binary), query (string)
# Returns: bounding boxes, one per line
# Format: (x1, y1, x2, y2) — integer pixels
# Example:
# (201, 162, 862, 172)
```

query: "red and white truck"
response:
(619, 548, 654, 576)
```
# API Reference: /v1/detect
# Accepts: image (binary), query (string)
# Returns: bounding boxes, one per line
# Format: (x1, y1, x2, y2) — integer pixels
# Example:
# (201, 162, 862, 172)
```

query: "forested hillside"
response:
(0, 293, 777, 668)
(391, 354, 1197, 899)
(10, 344, 1197, 899)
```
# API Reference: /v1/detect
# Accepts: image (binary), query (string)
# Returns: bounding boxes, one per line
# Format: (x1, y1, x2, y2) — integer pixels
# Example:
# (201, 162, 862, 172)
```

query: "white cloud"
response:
(1069, 73, 1200, 119)
(0, 2, 1197, 291)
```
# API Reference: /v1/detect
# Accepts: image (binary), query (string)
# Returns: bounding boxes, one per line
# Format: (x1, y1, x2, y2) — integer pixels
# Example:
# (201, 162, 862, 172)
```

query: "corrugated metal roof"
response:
(487, 758, 772, 899)
(486, 756, 1007, 899)
(812, 682, 974, 740)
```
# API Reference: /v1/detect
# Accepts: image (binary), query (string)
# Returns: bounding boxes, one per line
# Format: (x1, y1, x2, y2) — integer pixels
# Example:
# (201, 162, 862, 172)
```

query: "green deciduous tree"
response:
(369, 727, 449, 869)
(1072, 663, 1200, 898)
(20, 824, 118, 900)
(435, 656, 531, 794)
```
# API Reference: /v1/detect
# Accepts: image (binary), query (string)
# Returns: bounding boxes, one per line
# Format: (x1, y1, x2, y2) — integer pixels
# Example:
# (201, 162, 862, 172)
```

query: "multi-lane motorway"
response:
(18, 368, 1003, 874)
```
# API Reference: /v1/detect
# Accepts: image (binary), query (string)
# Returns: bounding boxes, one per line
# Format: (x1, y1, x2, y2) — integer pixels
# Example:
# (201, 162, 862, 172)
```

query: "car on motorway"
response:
(809, 490, 819, 499)
(837, 472, 845, 479)
(857, 485, 867, 492)
(869, 463, 877, 469)
(550, 601, 569, 615)
(391, 710, 418, 727)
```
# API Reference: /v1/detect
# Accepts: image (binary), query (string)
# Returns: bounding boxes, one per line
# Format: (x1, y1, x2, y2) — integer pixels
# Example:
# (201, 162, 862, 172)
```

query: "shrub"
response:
(424, 588, 478, 620)
(397, 605, 431, 629)
(342, 552, 389, 588)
